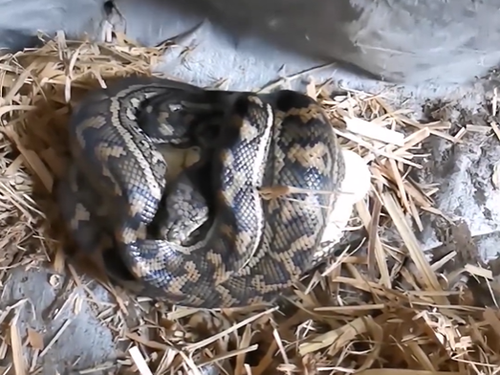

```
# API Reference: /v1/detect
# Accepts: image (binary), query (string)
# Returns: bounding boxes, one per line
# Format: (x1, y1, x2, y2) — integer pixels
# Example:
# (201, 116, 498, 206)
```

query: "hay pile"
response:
(0, 31, 498, 375)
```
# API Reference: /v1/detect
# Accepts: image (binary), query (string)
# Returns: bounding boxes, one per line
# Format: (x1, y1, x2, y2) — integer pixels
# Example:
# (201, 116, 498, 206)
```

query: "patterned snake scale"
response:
(56, 75, 346, 308)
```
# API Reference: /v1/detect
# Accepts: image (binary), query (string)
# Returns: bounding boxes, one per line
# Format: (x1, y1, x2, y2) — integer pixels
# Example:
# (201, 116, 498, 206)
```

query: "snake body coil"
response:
(57, 76, 345, 308)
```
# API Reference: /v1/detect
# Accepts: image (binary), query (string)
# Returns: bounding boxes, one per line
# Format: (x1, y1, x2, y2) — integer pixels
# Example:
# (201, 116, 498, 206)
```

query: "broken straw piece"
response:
(344, 116, 405, 146)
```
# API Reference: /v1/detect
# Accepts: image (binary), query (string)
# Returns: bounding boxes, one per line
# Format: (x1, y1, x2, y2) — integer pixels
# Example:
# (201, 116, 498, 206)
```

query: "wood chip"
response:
(27, 328, 44, 350)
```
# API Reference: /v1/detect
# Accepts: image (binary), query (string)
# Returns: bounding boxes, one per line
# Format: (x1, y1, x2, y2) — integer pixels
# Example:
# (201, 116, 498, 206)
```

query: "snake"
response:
(56, 75, 346, 308)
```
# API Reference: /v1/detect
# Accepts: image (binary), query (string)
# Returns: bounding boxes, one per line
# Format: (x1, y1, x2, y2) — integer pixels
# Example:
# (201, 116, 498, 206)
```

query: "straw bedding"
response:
(0, 31, 498, 375)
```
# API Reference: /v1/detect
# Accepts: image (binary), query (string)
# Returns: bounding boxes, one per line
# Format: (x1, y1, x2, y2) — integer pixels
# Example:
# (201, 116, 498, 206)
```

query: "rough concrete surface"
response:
(0, 0, 499, 373)
(1, 267, 117, 374)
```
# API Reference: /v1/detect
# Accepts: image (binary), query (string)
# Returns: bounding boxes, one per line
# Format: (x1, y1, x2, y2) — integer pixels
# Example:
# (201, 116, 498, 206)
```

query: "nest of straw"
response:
(0, 31, 498, 375)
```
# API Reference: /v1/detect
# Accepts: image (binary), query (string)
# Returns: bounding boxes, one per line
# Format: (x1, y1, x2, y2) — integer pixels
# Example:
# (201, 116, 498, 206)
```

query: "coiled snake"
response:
(56, 76, 345, 308)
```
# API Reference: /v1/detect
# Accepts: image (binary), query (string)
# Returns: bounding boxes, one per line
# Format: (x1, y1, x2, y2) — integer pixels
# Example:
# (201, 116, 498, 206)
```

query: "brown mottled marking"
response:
(287, 104, 323, 124)
(250, 274, 293, 294)
(287, 142, 332, 172)
(215, 285, 240, 307)
(96, 144, 128, 161)
(183, 261, 202, 282)
(235, 230, 253, 250)
(74, 116, 107, 147)
(271, 234, 317, 276)
(239, 118, 260, 141)
(207, 250, 222, 267)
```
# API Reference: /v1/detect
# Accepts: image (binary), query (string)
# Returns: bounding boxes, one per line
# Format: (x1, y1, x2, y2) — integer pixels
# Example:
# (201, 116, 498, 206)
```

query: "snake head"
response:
(160, 205, 209, 246)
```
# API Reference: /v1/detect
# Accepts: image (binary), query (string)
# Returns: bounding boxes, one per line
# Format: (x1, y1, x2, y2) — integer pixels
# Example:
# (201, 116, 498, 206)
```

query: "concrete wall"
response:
(199, 0, 500, 84)
(0, 0, 498, 85)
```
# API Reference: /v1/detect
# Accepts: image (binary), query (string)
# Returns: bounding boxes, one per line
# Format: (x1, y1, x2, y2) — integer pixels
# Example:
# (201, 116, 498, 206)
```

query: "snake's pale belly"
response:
(56, 76, 345, 308)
